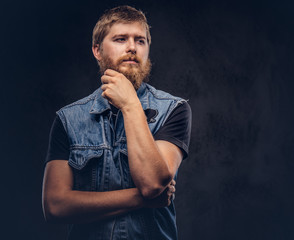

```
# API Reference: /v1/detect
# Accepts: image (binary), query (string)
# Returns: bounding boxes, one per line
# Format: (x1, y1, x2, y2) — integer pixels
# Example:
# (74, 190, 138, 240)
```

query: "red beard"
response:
(99, 53, 151, 90)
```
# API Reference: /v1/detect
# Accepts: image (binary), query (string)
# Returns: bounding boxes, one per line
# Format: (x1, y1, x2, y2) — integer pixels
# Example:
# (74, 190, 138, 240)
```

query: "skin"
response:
(42, 22, 182, 224)
(43, 160, 175, 223)
(95, 22, 149, 72)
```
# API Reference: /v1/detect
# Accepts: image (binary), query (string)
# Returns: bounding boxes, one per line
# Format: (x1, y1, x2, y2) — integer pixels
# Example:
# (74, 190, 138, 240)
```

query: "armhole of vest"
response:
(161, 99, 188, 127)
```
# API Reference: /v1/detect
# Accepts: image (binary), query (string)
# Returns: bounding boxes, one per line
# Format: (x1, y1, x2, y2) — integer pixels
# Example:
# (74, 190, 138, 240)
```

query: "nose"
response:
(126, 39, 136, 54)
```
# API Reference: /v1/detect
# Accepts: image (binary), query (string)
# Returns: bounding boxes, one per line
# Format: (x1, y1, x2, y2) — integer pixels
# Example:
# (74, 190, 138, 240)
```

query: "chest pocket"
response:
(69, 148, 103, 191)
(69, 147, 123, 192)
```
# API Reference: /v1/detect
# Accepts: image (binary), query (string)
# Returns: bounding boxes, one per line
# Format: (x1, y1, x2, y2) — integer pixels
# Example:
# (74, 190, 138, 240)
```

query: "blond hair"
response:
(92, 5, 151, 47)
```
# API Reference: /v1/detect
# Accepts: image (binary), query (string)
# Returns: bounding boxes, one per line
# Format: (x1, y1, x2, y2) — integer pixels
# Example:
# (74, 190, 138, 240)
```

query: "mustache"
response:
(117, 54, 142, 64)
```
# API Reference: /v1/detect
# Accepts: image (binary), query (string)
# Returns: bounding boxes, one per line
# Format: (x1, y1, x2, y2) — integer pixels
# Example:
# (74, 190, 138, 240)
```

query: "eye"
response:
(137, 39, 146, 45)
(115, 38, 126, 42)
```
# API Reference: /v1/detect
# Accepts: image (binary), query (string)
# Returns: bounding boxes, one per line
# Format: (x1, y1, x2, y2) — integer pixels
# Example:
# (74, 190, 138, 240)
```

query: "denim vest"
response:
(57, 83, 186, 240)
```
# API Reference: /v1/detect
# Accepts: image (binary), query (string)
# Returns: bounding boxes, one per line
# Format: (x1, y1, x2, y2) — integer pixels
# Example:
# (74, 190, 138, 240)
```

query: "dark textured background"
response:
(1, 0, 294, 239)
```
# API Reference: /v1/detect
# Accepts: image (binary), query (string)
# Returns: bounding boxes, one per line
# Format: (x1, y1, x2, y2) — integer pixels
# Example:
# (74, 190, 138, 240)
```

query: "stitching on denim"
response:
(118, 152, 125, 189)
(91, 165, 96, 191)
(70, 145, 111, 150)
(116, 131, 126, 143)
(100, 150, 106, 191)
(119, 148, 128, 156)
(101, 115, 107, 144)
(146, 83, 186, 101)
(58, 91, 97, 112)
(161, 100, 188, 127)
(69, 152, 104, 170)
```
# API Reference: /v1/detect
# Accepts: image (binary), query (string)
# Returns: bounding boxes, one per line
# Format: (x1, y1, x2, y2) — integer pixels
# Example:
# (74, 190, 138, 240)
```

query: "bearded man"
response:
(42, 5, 191, 240)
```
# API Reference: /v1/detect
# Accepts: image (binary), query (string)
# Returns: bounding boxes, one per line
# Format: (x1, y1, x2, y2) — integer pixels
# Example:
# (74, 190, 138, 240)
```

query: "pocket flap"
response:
(118, 143, 128, 156)
(69, 148, 103, 170)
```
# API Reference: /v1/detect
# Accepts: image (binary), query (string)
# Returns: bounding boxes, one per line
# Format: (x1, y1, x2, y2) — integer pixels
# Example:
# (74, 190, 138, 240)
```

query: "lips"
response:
(122, 58, 138, 63)
(117, 54, 141, 65)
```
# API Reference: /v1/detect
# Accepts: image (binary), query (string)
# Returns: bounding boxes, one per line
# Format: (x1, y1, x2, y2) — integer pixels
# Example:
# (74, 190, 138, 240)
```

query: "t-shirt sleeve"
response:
(45, 115, 70, 164)
(154, 101, 192, 160)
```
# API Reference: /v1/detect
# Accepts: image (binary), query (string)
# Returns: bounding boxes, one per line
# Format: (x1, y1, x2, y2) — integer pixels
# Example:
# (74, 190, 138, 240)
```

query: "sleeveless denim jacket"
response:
(57, 82, 186, 240)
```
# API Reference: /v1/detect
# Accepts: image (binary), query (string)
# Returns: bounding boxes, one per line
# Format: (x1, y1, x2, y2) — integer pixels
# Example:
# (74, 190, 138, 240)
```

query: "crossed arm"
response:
(42, 160, 176, 224)
(42, 69, 183, 224)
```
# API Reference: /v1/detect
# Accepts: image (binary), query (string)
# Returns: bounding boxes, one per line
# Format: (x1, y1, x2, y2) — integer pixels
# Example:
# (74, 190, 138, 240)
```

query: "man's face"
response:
(94, 22, 151, 89)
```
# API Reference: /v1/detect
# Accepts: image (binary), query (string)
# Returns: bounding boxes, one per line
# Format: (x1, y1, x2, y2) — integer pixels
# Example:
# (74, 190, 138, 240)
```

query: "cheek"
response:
(109, 46, 121, 56)
(139, 47, 149, 60)
(103, 43, 121, 58)
(140, 52, 149, 64)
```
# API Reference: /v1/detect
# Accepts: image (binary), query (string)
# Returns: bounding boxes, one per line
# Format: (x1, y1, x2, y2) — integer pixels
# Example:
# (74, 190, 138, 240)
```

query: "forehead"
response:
(106, 22, 147, 38)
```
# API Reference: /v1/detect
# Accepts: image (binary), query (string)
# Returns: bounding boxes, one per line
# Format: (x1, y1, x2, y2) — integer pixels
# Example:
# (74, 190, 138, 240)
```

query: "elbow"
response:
(140, 173, 173, 199)
(42, 196, 67, 224)
(43, 203, 60, 223)
(140, 185, 163, 199)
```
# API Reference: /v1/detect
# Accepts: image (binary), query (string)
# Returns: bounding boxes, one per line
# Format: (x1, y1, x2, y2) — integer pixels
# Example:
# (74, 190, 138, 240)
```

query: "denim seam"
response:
(146, 84, 186, 101)
(68, 149, 104, 170)
(101, 115, 107, 144)
(70, 144, 111, 149)
(58, 93, 97, 111)
(118, 152, 125, 188)
(91, 165, 97, 191)
(161, 99, 188, 127)
(101, 150, 107, 191)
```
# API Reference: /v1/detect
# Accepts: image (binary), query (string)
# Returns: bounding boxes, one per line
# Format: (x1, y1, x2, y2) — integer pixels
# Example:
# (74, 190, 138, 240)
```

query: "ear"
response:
(92, 44, 102, 61)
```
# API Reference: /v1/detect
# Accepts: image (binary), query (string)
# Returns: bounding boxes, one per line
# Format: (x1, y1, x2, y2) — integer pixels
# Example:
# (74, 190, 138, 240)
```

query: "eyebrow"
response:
(111, 34, 146, 40)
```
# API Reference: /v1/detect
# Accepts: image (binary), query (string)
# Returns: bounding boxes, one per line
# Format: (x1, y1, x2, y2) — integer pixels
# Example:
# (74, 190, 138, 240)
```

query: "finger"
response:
(101, 84, 107, 91)
(167, 185, 176, 194)
(101, 90, 110, 99)
(171, 193, 175, 201)
(170, 180, 176, 186)
(101, 75, 113, 84)
(101, 91, 113, 104)
(101, 83, 113, 91)
(104, 69, 119, 76)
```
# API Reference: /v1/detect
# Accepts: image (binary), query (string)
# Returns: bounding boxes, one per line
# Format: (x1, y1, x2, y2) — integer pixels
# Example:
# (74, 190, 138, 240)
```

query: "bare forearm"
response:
(121, 103, 172, 198)
(43, 188, 144, 224)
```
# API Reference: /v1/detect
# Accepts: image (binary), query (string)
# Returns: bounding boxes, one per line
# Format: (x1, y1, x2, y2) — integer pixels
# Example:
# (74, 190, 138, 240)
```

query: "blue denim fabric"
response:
(57, 83, 186, 240)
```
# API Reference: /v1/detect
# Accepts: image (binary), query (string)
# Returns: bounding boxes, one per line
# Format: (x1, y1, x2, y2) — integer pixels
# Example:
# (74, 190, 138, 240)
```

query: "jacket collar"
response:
(89, 82, 158, 123)
(89, 87, 111, 115)
(90, 82, 149, 114)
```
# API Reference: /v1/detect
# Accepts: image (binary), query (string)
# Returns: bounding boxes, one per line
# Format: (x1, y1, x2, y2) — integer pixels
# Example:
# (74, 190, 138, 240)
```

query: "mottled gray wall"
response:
(2, 0, 294, 239)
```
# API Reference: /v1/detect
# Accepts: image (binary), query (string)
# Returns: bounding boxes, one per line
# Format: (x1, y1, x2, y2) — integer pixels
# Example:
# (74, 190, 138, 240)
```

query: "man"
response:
(43, 5, 191, 240)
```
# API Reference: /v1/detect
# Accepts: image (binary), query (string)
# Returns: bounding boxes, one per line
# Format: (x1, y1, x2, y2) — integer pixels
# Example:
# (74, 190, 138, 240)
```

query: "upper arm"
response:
(42, 160, 73, 218)
(43, 160, 73, 192)
(155, 140, 183, 179)
(153, 102, 192, 178)
(153, 102, 192, 160)
(45, 116, 70, 164)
